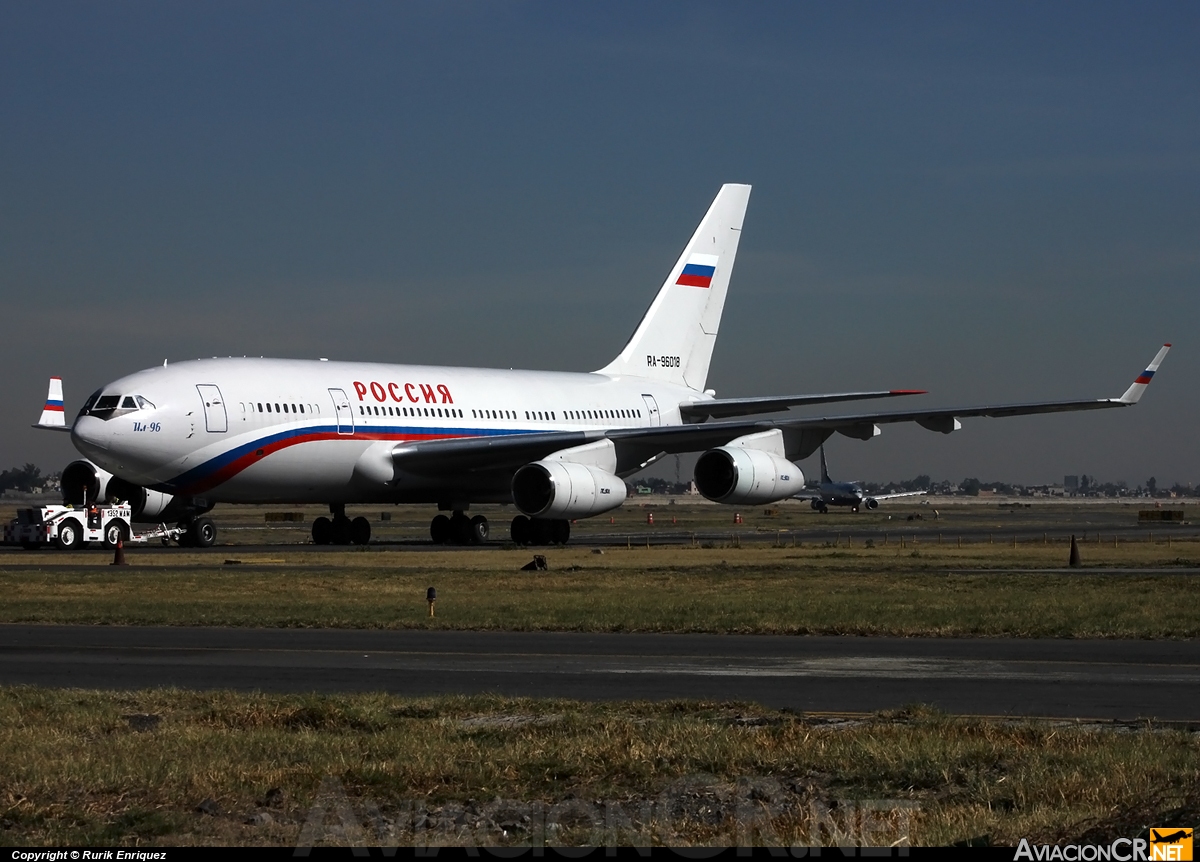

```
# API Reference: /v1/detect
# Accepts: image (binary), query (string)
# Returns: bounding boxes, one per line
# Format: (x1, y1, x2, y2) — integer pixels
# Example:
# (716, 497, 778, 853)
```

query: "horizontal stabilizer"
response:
(33, 377, 70, 431)
(679, 389, 925, 421)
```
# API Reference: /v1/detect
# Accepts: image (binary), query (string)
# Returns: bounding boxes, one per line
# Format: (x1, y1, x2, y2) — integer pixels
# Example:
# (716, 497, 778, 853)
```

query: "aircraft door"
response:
(641, 394, 661, 427)
(328, 388, 354, 435)
(196, 385, 228, 433)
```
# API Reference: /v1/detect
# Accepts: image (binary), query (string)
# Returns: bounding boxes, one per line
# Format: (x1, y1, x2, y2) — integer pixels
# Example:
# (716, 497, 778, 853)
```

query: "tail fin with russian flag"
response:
(1118, 344, 1171, 404)
(33, 377, 70, 431)
(597, 183, 751, 391)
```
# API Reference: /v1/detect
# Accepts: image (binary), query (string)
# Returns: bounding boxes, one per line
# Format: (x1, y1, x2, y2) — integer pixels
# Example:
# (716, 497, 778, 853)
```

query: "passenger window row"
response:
(562, 408, 642, 421)
(360, 405, 464, 419)
(466, 408, 644, 422)
(239, 402, 321, 415)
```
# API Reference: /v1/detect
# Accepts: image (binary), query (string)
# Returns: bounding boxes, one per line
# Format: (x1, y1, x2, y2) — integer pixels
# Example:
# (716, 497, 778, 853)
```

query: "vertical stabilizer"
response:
(819, 445, 832, 484)
(597, 184, 751, 390)
(35, 377, 66, 428)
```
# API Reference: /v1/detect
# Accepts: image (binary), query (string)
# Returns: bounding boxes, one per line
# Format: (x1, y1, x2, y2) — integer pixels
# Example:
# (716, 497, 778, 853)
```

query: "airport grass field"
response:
(0, 498, 1197, 636)
(1, 542, 1199, 636)
(0, 687, 1197, 847)
(2, 499, 1198, 847)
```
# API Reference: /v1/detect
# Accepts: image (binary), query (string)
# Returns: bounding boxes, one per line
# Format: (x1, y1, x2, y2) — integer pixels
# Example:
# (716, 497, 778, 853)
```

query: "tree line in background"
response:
(0, 464, 54, 494)
(873, 475, 1193, 498)
(635, 474, 1194, 499)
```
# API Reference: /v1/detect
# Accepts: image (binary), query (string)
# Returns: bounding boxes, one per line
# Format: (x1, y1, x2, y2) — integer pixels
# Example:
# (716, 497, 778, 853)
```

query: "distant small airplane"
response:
(802, 445, 926, 513)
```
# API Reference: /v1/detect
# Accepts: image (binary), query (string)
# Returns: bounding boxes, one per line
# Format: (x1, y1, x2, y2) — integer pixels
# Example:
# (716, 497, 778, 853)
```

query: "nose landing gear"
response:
(176, 516, 217, 547)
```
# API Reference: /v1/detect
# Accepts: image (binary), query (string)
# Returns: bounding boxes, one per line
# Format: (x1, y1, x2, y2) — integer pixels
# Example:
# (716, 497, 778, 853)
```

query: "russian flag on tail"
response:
(35, 377, 67, 429)
(675, 253, 719, 288)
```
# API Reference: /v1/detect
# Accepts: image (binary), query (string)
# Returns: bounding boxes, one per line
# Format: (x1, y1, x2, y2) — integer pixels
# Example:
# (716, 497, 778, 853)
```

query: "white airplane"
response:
(31, 184, 1170, 548)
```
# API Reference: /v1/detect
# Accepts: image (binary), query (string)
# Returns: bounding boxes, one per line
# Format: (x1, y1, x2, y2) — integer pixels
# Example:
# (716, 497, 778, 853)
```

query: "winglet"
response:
(1118, 344, 1171, 404)
(33, 377, 68, 430)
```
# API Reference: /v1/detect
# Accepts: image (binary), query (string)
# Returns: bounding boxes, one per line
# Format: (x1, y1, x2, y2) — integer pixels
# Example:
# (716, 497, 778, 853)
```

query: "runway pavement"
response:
(2, 625, 1198, 721)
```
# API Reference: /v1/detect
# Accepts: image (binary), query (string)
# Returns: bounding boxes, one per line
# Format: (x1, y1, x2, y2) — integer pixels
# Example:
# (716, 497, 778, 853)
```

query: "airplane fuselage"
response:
(814, 481, 867, 510)
(71, 358, 704, 506)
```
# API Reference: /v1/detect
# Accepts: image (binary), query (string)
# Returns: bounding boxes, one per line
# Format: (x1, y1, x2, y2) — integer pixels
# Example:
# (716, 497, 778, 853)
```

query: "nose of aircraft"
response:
(71, 415, 114, 462)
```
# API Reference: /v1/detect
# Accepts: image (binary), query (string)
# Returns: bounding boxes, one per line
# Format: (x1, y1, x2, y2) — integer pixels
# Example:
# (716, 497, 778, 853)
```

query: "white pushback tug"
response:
(4, 501, 184, 551)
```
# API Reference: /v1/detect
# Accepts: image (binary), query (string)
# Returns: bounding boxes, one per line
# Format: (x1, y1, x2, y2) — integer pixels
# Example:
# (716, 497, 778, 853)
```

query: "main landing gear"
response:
(509, 515, 570, 546)
(312, 505, 371, 546)
(430, 511, 489, 545)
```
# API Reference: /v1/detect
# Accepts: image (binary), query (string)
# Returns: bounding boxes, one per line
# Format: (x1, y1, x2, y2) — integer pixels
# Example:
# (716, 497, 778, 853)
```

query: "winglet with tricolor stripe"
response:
(1118, 344, 1171, 404)
(33, 377, 71, 431)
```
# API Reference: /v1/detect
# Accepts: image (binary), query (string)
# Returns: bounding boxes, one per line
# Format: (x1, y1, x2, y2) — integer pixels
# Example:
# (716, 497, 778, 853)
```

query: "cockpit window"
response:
(94, 395, 120, 411)
(121, 396, 137, 409)
(136, 396, 155, 409)
(82, 390, 101, 413)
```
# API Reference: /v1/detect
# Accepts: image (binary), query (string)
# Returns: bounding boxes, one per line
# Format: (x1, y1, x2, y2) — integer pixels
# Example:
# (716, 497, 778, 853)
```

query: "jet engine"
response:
(60, 459, 115, 507)
(61, 460, 186, 523)
(694, 446, 806, 505)
(863, 497, 879, 510)
(511, 460, 627, 519)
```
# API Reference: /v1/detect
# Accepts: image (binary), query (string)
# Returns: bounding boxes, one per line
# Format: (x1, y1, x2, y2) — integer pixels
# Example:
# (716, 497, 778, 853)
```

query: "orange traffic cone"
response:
(111, 538, 128, 566)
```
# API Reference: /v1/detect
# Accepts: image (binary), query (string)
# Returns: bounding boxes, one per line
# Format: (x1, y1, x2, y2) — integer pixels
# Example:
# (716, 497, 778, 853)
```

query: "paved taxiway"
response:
(2, 626, 1198, 721)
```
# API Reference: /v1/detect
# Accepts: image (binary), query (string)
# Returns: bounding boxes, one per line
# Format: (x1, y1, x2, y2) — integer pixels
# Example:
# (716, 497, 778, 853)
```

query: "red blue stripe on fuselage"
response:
(153, 423, 538, 496)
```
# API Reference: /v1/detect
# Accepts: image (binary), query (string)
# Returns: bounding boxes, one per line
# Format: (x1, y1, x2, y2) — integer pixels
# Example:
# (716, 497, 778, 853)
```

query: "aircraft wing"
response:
(390, 344, 1170, 474)
(868, 491, 927, 501)
(679, 389, 926, 421)
(392, 430, 603, 476)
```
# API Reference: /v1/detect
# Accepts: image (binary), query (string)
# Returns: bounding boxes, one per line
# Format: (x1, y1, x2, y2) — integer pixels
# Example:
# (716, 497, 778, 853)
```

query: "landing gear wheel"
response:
(510, 515, 530, 545)
(550, 519, 570, 545)
(469, 515, 489, 544)
(189, 517, 217, 548)
(430, 514, 451, 545)
(449, 512, 472, 545)
(57, 520, 83, 550)
(103, 519, 129, 549)
(350, 516, 371, 546)
(332, 517, 353, 545)
(312, 516, 333, 545)
(530, 518, 553, 546)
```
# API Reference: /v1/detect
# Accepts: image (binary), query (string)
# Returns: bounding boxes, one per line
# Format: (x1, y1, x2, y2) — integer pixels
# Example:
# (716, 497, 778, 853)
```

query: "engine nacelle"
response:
(511, 460, 627, 519)
(107, 476, 184, 521)
(694, 447, 806, 505)
(63, 460, 186, 522)
(61, 460, 114, 507)
(863, 497, 879, 510)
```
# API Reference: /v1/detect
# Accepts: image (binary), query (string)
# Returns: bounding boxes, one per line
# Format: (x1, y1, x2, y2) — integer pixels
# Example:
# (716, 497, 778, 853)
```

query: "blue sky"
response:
(2, 2, 1197, 486)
